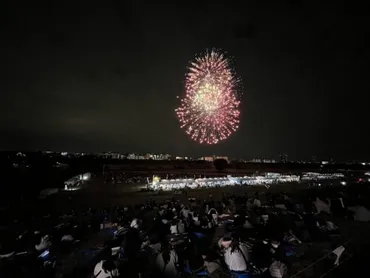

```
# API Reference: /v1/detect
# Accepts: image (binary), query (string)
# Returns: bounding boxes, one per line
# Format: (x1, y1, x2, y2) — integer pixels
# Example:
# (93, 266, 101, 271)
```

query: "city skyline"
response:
(4, 149, 368, 164)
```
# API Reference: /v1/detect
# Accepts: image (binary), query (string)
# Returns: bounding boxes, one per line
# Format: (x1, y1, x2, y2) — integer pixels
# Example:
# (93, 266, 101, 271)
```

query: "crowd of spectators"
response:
(91, 186, 370, 278)
(1, 183, 370, 278)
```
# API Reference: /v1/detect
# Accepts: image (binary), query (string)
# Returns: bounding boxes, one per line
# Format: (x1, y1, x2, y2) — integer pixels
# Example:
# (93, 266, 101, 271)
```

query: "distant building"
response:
(101, 152, 125, 159)
(199, 156, 229, 162)
(279, 153, 288, 163)
(150, 153, 171, 160)
(263, 159, 276, 163)
(126, 153, 171, 160)
(175, 156, 190, 160)
(200, 156, 214, 162)
(248, 158, 275, 163)
(215, 156, 229, 162)
(127, 153, 145, 160)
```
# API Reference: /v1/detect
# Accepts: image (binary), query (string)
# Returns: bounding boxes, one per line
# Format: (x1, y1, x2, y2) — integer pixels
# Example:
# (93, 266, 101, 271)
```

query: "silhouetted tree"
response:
(213, 158, 228, 171)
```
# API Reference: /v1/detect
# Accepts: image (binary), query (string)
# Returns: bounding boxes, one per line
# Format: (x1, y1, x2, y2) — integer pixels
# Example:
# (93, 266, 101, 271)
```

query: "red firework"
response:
(175, 50, 241, 144)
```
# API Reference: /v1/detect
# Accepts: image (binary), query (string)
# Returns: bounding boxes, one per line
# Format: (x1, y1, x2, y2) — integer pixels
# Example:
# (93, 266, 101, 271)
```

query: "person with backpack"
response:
(219, 235, 249, 277)
(93, 259, 119, 278)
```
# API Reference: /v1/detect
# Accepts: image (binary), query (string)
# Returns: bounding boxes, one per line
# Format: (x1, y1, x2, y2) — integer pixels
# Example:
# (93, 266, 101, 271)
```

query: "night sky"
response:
(1, 1, 369, 160)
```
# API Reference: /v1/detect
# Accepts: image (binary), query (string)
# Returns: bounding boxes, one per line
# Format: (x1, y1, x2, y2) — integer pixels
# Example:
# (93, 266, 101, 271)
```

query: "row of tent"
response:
(150, 174, 301, 190)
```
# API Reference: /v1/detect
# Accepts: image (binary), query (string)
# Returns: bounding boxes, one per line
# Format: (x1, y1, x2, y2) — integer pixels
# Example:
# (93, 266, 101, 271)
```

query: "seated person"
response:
(269, 260, 287, 278)
(252, 240, 272, 270)
(219, 236, 249, 275)
(155, 242, 179, 277)
(202, 251, 225, 277)
(93, 259, 119, 278)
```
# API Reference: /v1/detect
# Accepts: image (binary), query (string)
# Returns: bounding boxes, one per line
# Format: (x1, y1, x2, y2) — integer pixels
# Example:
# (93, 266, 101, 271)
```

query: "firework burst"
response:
(175, 50, 241, 144)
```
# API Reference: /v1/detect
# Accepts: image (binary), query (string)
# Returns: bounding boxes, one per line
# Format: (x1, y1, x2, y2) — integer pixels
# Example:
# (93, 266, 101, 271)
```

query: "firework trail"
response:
(175, 50, 241, 144)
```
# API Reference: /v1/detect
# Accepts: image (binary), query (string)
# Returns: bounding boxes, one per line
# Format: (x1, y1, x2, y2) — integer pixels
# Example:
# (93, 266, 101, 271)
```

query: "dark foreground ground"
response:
(2, 179, 368, 278)
(75, 181, 370, 278)
(48, 180, 368, 278)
